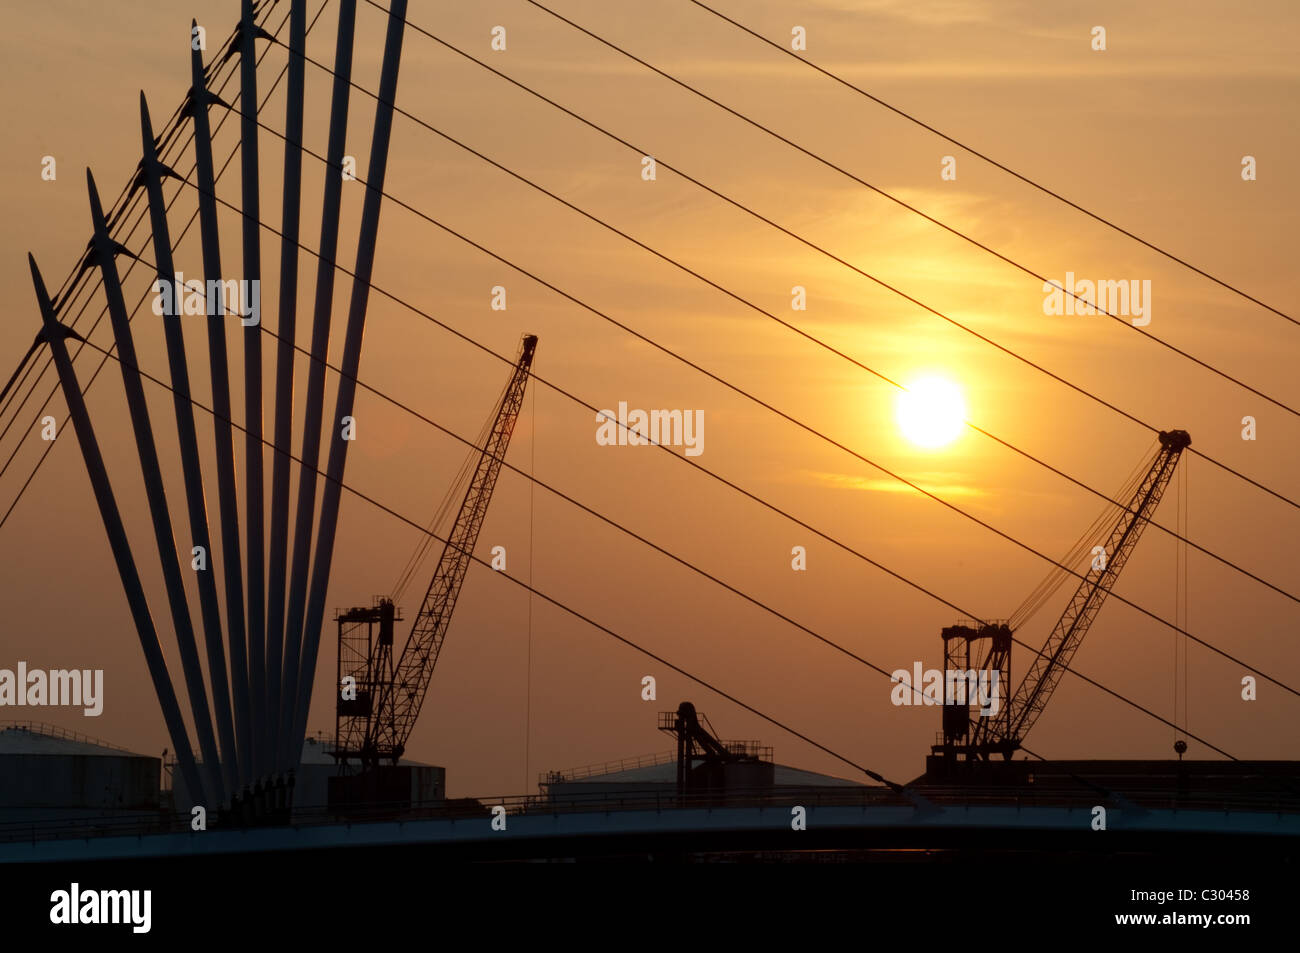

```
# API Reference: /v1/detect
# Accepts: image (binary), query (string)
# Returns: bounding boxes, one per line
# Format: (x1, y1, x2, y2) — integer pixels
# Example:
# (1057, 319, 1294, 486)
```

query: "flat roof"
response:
(548, 759, 863, 787)
(0, 723, 146, 758)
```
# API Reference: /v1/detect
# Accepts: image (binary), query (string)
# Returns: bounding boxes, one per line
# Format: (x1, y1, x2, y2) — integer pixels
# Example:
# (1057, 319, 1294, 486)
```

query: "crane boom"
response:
(949, 429, 1190, 762)
(1002, 430, 1189, 746)
(359, 334, 537, 764)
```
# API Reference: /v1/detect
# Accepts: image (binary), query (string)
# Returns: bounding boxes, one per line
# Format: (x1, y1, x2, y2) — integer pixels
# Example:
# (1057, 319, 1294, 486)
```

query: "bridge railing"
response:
(2, 782, 1298, 846)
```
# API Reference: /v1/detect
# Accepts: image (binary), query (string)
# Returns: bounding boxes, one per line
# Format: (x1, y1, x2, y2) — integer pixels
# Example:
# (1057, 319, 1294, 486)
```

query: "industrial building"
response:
(542, 751, 864, 802)
(541, 702, 866, 805)
(0, 721, 445, 837)
(0, 721, 160, 826)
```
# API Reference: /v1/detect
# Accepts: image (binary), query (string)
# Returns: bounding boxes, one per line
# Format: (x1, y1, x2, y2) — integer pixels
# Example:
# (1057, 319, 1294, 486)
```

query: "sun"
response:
(896, 376, 967, 449)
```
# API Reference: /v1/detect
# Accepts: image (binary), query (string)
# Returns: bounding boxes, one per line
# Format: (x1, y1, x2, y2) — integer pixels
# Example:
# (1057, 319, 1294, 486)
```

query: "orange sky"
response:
(0, 0, 1296, 798)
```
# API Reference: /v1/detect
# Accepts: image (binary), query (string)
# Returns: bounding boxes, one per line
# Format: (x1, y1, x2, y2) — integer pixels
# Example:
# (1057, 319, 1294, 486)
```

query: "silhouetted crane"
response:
(933, 430, 1191, 765)
(334, 334, 538, 771)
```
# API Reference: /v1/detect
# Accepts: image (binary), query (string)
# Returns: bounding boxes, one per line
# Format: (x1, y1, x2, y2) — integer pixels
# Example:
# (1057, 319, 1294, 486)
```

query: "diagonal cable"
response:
(684, 0, 1299, 330)
(259, 51, 1300, 609)
(211, 126, 1300, 702)
(347, 0, 1300, 514)
(71, 321, 1246, 768)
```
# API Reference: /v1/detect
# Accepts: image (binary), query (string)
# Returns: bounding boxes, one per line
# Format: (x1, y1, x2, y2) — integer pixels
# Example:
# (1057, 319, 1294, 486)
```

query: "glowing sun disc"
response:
(896, 376, 967, 449)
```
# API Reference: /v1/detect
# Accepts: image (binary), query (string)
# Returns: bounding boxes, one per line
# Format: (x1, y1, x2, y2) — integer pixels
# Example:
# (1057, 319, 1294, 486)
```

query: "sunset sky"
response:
(0, 0, 1296, 799)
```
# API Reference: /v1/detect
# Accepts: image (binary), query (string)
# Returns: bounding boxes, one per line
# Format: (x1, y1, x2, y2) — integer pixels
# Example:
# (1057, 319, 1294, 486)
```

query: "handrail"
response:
(0, 720, 132, 753)
(2, 782, 1297, 846)
(540, 750, 677, 783)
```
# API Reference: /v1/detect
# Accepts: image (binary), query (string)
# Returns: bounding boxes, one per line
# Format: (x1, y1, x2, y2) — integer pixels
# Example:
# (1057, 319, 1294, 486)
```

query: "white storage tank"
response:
(0, 721, 161, 825)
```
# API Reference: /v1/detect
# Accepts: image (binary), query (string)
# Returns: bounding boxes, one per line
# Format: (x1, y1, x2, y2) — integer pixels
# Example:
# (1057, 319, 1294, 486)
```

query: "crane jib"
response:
(941, 430, 1189, 763)
(334, 335, 538, 768)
